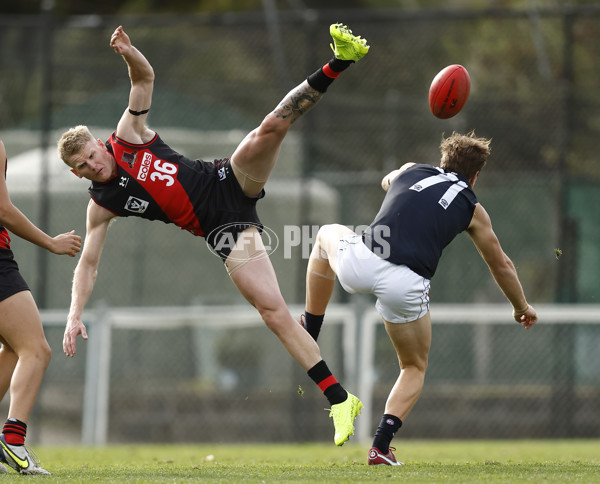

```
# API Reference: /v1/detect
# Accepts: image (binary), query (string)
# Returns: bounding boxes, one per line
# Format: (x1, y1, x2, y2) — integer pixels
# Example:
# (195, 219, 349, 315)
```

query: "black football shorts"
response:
(0, 249, 30, 303)
(204, 158, 264, 261)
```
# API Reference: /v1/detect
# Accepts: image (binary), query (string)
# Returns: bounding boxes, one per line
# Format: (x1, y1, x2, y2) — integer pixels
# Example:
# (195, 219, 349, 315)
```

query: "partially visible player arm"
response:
(0, 141, 81, 256)
(467, 203, 538, 329)
(111, 25, 156, 145)
(381, 162, 415, 191)
(63, 200, 115, 357)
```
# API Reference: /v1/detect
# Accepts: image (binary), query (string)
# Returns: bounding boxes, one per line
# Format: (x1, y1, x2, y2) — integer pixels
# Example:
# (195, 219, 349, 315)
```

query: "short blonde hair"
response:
(57, 125, 95, 166)
(440, 131, 491, 179)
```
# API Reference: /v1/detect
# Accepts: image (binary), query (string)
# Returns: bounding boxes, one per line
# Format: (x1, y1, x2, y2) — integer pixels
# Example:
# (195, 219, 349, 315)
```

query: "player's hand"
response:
(513, 304, 538, 329)
(63, 315, 88, 357)
(110, 25, 132, 56)
(50, 230, 82, 257)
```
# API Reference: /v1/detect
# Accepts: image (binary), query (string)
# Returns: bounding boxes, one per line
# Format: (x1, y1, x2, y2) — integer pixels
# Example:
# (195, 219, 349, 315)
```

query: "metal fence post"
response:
(355, 295, 375, 443)
(81, 302, 112, 445)
(35, 0, 55, 309)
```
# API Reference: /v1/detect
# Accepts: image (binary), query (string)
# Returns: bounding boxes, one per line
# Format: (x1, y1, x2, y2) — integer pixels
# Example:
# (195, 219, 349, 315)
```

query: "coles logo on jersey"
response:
(124, 196, 149, 214)
(136, 152, 153, 181)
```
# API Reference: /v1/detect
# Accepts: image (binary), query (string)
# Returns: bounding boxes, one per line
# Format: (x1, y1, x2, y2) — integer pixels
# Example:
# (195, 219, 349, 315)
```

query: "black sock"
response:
(303, 311, 324, 341)
(307, 360, 348, 406)
(306, 57, 354, 93)
(372, 414, 402, 454)
(329, 58, 354, 72)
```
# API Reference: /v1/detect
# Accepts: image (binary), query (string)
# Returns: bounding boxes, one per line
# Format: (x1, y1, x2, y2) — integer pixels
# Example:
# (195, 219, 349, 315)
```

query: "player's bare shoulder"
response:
(467, 203, 490, 232)
(87, 198, 116, 227)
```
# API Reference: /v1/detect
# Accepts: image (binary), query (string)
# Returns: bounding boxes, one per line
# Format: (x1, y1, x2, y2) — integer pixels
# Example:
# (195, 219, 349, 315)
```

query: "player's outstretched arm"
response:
(64, 200, 114, 357)
(467, 203, 538, 329)
(0, 141, 82, 256)
(110, 26, 155, 145)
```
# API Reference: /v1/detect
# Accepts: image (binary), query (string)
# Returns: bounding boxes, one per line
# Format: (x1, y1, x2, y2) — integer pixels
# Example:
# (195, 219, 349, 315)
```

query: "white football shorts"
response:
(336, 234, 431, 323)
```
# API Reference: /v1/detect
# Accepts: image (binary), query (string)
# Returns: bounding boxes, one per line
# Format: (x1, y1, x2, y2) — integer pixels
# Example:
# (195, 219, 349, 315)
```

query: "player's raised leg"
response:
(302, 224, 356, 341)
(230, 23, 369, 198)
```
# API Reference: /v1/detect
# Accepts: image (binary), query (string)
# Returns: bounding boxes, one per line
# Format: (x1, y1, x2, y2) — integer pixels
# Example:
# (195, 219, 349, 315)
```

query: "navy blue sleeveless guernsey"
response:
(362, 164, 477, 279)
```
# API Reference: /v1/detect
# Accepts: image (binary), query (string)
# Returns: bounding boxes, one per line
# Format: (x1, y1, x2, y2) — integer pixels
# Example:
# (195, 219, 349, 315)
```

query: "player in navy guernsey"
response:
(58, 24, 369, 446)
(301, 131, 538, 466)
(0, 141, 81, 475)
(362, 163, 478, 280)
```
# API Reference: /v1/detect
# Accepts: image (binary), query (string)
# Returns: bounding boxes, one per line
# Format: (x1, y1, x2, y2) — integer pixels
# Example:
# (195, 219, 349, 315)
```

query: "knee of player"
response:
(318, 223, 347, 238)
(315, 223, 341, 248)
(38, 340, 52, 367)
(260, 112, 290, 138)
(256, 304, 289, 334)
(18, 340, 52, 367)
(315, 225, 332, 244)
(402, 357, 429, 374)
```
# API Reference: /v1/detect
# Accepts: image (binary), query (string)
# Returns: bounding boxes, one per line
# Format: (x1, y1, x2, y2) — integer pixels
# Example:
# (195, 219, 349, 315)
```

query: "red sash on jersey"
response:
(0, 157, 11, 249)
(0, 228, 10, 250)
(108, 134, 204, 235)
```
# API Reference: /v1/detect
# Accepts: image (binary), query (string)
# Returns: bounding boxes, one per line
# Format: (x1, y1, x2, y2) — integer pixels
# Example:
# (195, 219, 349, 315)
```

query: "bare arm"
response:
(467, 203, 537, 329)
(381, 162, 415, 191)
(0, 141, 81, 256)
(63, 200, 114, 357)
(111, 26, 156, 145)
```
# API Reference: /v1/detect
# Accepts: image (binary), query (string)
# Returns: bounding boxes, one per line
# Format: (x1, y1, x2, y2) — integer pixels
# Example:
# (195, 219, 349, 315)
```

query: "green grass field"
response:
(8, 439, 598, 483)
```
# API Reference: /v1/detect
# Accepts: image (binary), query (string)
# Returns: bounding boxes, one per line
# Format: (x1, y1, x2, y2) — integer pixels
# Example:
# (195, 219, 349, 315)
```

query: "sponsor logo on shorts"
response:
(206, 222, 278, 261)
(137, 152, 153, 181)
(124, 196, 149, 214)
(218, 166, 227, 181)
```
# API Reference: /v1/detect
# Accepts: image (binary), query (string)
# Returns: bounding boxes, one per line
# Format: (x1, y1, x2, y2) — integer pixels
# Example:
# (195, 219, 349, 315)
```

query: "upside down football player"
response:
(58, 24, 369, 446)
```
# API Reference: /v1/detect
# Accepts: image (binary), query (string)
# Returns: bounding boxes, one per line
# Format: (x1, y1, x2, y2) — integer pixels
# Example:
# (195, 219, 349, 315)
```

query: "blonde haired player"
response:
(302, 131, 538, 465)
(58, 24, 369, 446)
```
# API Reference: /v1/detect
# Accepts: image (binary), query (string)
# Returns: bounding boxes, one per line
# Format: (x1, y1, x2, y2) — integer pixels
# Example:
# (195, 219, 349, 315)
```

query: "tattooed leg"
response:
(230, 80, 325, 197)
(273, 81, 324, 124)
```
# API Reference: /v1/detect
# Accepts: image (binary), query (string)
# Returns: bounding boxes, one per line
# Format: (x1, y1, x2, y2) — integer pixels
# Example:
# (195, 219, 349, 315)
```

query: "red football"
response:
(428, 64, 471, 119)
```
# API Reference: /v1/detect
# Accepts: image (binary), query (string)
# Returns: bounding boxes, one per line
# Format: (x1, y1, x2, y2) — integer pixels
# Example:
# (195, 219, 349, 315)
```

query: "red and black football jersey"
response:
(90, 132, 222, 236)
(0, 157, 12, 249)
(89, 133, 263, 258)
